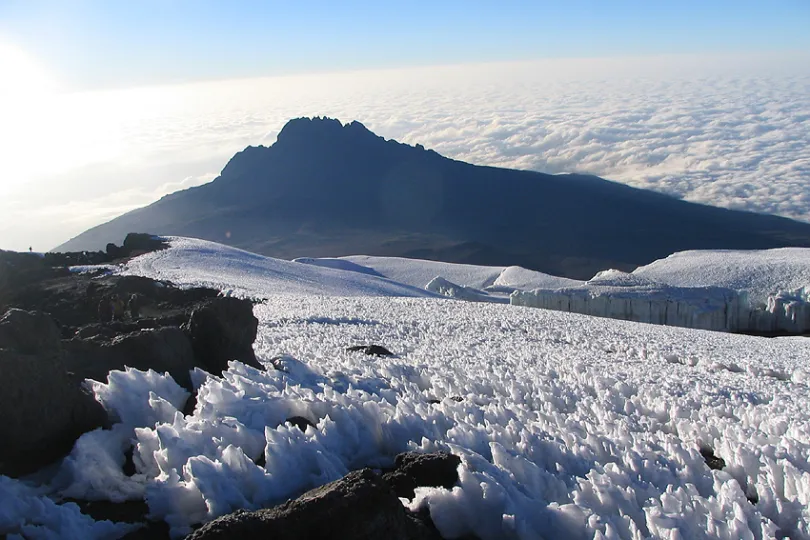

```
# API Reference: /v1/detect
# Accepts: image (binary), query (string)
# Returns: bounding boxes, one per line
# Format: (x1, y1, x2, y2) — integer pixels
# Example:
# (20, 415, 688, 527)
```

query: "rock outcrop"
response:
(346, 344, 396, 357)
(187, 451, 460, 540)
(0, 309, 107, 477)
(0, 308, 63, 354)
(382, 451, 461, 499)
(186, 469, 441, 540)
(63, 326, 198, 391)
(185, 296, 261, 374)
(0, 235, 261, 476)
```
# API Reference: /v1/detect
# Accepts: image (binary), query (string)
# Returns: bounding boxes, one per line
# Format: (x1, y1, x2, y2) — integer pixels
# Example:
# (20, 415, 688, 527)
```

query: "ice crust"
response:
(0, 476, 138, 539)
(3, 237, 810, 539)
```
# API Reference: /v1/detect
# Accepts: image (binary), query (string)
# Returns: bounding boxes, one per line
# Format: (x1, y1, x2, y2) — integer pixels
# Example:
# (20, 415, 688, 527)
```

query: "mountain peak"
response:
(275, 117, 378, 147)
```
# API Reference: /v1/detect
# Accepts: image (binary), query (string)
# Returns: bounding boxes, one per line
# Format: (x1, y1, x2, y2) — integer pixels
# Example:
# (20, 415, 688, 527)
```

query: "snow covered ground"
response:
(633, 248, 810, 306)
(121, 237, 438, 299)
(298, 255, 581, 298)
(4, 237, 810, 539)
(299, 251, 810, 334)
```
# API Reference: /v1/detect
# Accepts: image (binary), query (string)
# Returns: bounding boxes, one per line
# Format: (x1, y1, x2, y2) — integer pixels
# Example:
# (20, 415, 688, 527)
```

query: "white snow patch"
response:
(9, 237, 810, 539)
(120, 237, 438, 299)
(633, 248, 810, 305)
(302, 255, 581, 298)
(425, 276, 505, 303)
(0, 475, 137, 539)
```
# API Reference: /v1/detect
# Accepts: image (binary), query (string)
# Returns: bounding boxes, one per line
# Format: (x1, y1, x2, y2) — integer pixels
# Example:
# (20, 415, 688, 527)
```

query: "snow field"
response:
(633, 248, 810, 306)
(304, 255, 582, 296)
(122, 237, 437, 299)
(4, 237, 810, 539)
(301, 250, 810, 334)
(49, 295, 810, 539)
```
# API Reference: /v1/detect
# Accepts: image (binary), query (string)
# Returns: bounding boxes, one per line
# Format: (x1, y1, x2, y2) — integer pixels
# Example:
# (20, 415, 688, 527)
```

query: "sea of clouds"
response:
(1, 52, 808, 251)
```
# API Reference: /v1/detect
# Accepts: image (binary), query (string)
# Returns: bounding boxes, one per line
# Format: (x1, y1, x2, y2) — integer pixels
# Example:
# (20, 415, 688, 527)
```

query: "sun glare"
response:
(0, 41, 57, 97)
(0, 41, 68, 196)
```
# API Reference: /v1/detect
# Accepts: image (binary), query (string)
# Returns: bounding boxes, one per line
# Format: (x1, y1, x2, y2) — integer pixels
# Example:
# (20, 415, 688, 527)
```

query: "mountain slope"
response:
(57, 117, 810, 279)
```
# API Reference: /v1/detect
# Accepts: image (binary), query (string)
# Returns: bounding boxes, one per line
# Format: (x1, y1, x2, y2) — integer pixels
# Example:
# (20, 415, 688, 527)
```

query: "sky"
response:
(2, 0, 809, 91)
(0, 1, 808, 251)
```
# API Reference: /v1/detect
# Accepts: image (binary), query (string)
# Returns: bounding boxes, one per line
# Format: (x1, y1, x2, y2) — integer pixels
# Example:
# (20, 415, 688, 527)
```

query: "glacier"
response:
(425, 276, 505, 303)
(302, 251, 810, 334)
(511, 269, 810, 334)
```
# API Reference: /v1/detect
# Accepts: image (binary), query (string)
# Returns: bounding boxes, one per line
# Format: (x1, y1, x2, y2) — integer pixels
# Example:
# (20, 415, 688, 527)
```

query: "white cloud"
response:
(1, 52, 808, 251)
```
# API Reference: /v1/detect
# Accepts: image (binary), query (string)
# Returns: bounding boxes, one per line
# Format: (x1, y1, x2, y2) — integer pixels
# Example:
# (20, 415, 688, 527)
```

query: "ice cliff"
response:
(511, 270, 810, 334)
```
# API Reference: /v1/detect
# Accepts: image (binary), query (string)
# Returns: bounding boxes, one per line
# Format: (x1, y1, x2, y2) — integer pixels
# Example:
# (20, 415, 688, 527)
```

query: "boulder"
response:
(0, 309, 107, 476)
(185, 468, 439, 540)
(64, 327, 197, 391)
(383, 452, 461, 500)
(106, 243, 125, 259)
(700, 447, 726, 471)
(185, 297, 261, 374)
(0, 308, 62, 355)
(122, 233, 167, 256)
(346, 344, 395, 357)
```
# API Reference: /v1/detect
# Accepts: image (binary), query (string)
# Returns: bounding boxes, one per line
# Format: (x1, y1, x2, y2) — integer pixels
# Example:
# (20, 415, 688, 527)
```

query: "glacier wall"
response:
(510, 275, 810, 334)
(426, 276, 506, 303)
(751, 289, 810, 334)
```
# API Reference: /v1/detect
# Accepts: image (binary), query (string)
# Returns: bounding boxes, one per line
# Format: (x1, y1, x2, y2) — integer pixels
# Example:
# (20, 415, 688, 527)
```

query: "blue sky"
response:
(1, 0, 808, 90)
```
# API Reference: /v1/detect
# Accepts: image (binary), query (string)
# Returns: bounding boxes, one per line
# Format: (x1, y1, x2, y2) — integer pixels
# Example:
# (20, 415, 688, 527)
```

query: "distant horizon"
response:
(1, 51, 810, 252)
(0, 0, 808, 252)
(3, 0, 808, 91)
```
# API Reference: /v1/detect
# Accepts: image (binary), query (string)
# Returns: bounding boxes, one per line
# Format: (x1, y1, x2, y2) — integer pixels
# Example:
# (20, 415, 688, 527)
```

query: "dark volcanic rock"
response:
(383, 452, 461, 500)
(122, 233, 168, 256)
(107, 233, 167, 261)
(0, 308, 63, 355)
(285, 416, 315, 432)
(0, 250, 70, 306)
(346, 344, 395, 357)
(185, 468, 439, 540)
(0, 238, 264, 481)
(106, 242, 125, 259)
(700, 447, 726, 470)
(185, 297, 261, 374)
(0, 309, 107, 476)
(64, 326, 197, 391)
(67, 498, 171, 540)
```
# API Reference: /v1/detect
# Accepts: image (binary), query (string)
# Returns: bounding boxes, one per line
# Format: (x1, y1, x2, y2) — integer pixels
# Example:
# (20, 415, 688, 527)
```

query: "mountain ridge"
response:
(56, 117, 810, 279)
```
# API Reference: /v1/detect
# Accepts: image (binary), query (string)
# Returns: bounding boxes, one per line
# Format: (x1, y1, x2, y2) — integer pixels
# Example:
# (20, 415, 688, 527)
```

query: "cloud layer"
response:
(1, 53, 808, 251)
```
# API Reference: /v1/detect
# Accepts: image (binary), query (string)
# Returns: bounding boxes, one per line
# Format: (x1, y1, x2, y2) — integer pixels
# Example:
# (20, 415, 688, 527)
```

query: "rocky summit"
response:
(56, 117, 810, 280)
